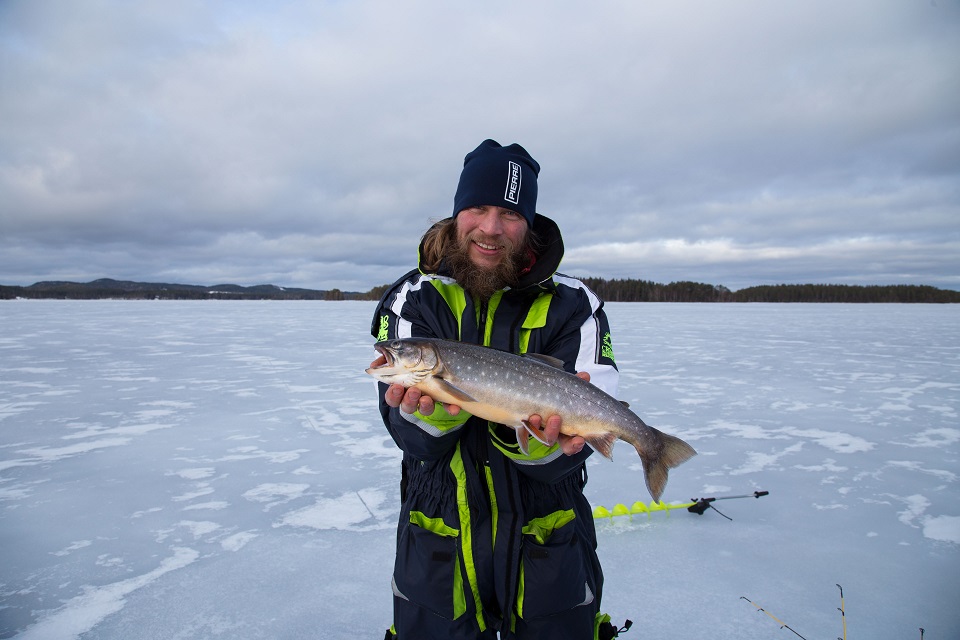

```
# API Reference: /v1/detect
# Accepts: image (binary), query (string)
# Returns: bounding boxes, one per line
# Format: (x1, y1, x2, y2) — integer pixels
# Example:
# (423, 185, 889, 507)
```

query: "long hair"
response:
(419, 218, 457, 274)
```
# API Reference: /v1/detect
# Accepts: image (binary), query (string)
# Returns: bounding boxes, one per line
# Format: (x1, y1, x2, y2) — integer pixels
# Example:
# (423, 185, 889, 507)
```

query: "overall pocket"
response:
(393, 511, 466, 620)
(516, 509, 593, 619)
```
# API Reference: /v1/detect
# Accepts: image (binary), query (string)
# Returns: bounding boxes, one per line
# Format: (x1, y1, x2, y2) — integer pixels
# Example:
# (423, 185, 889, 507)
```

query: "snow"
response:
(1, 300, 957, 639)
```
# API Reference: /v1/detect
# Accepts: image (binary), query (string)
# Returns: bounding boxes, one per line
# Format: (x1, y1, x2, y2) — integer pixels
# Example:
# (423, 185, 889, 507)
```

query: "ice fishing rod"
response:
(593, 490, 769, 521)
(836, 583, 847, 640)
(740, 596, 808, 639)
(687, 490, 769, 519)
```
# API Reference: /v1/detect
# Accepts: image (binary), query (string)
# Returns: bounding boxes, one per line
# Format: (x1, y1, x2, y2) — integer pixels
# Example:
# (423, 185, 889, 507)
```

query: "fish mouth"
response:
(370, 343, 395, 369)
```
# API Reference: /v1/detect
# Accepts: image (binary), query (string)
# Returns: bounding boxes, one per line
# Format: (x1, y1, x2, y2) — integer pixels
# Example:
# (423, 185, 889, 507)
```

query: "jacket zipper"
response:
(478, 300, 488, 345)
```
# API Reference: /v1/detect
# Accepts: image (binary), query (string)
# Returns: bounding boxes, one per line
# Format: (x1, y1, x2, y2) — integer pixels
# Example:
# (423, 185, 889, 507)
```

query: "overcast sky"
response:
(2, 0, 958, 293)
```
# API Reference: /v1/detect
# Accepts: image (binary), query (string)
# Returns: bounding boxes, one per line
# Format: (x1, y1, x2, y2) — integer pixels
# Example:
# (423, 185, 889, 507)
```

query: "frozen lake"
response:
(1, 300, 958, 639)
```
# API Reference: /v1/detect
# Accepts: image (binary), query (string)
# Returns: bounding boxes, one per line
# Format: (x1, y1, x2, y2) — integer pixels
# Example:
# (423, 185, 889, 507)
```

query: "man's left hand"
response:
(526, 371, 590, 456)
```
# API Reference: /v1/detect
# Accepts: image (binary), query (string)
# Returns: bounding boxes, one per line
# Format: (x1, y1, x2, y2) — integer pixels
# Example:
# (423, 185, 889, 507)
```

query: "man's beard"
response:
(447, 232, 528, 301)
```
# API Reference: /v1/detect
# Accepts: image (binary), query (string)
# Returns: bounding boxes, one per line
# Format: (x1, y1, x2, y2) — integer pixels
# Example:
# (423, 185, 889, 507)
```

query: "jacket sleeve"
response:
(371, 273, 471, 462)
(501, 282, 620, 484)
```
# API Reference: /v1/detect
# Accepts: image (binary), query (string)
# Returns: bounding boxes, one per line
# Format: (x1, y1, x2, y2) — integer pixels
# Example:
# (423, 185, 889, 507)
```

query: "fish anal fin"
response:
(523, 353, 566, 369)
(584, 431, 618, 460)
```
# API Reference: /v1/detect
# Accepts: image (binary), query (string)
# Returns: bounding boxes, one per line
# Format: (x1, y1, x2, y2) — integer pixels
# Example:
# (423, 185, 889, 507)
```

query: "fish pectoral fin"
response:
(522, 353, 566, 369)
(584, 432, 618, 460)
(515, 420, 553, 455)
(520, 420, 552, 447)
(432, 378, 477, 404)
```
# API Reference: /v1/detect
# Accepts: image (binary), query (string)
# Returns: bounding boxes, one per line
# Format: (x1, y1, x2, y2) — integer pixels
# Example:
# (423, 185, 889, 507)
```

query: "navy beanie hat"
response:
(452, 139, 540, 226)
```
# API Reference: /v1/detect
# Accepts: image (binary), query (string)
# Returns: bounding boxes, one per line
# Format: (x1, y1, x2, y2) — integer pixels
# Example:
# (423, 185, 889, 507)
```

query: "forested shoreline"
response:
(577, 279, 960, 303)
(4, 278, 958, 303)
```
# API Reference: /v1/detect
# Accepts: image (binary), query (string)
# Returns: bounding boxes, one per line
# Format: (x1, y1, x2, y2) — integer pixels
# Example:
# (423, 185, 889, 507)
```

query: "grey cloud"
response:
(1, 0, 957, 291)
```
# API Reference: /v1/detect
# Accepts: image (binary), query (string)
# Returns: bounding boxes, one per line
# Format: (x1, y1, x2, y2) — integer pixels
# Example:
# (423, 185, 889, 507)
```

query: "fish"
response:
(366, 337, 696, 502)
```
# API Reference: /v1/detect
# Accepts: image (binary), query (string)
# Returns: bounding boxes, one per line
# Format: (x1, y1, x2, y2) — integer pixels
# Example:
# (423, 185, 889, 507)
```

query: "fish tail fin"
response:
(637, 431, 697, 502)
(584, 432, 618, 460)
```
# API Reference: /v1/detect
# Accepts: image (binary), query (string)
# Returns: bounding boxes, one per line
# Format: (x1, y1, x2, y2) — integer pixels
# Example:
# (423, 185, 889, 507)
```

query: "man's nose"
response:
(478, 210, 504, 235)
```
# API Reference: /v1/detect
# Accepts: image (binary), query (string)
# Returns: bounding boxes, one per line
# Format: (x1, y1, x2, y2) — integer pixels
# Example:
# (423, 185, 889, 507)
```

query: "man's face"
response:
(454, 205, 529, 271)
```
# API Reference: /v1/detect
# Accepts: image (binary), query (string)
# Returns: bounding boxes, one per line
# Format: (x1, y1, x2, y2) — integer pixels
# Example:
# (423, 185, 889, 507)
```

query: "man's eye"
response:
(502, 210, 521, 220)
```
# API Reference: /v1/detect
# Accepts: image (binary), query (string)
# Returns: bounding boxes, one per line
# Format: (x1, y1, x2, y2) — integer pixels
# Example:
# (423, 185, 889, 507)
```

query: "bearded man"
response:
(371, 140, 624, 640)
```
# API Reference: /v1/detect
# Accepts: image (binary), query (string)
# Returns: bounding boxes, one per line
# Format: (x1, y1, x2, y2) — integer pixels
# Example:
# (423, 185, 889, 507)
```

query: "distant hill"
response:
(0, 278, 366, 300)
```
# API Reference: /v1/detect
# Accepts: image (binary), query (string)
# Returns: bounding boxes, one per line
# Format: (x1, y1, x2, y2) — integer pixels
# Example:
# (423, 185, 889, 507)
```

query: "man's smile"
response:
(472, 238, 502, 253)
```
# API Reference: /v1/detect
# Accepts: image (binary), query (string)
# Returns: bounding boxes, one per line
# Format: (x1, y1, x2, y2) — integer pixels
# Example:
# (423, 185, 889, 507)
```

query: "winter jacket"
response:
(371, 213, 619, 638)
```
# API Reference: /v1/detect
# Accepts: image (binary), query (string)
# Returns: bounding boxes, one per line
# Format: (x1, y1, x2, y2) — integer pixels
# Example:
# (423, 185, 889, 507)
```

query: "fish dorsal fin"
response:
(432, 378, 477, 404)
(523, 353, 566, 369)
(620, 400, 630, 409)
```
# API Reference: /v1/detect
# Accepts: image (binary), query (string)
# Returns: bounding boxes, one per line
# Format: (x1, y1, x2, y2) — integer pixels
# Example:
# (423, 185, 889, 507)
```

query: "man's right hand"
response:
(383, 383, 461, 417)
(385, 384, 429, 414)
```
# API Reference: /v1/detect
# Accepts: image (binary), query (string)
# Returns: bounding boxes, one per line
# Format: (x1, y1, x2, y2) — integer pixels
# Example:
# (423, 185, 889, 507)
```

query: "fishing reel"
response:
(687, 490, 769, 518)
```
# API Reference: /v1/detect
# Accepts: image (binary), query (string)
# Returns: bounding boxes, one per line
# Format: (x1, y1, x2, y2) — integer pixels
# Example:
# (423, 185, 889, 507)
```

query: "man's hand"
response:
(527, 371, 591, 456)
(384, 384, 463, 416)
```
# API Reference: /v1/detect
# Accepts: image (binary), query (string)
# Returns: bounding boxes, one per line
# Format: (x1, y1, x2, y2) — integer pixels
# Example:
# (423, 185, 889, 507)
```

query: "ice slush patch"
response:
(276, 489, 392, 531)
(221, 531, 259, 551)
(170, 467, 216, 480)
(242, 483, 310, 509)
(12, 547, 198, 640)
(922, 515, 960, 544)
(893, 428, 960, 448)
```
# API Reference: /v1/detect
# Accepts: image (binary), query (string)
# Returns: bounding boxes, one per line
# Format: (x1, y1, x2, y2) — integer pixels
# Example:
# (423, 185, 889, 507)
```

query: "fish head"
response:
(365, 339, 441, 387)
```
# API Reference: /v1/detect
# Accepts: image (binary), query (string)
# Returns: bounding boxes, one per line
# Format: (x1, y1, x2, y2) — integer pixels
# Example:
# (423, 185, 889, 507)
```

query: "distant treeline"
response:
(578, 279, 960, 303)
(729, 283, 960, 303)
(3, 278, 958, 303)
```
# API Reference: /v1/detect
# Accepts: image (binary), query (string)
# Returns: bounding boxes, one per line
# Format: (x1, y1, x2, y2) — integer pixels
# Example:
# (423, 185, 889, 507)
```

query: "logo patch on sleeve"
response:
(601, 332, 615, 363)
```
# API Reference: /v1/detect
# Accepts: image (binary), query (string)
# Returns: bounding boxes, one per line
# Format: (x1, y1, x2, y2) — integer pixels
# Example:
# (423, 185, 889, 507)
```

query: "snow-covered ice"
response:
(1, 300, 957, 639)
